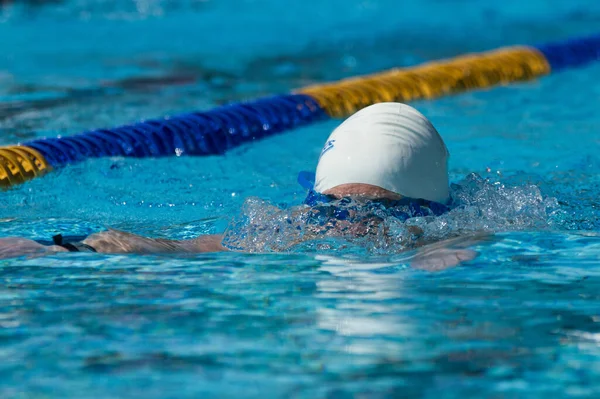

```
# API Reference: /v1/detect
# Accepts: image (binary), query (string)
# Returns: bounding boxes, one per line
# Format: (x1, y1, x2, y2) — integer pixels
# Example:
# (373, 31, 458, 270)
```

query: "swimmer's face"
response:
(310, 183, 402, 241)
(322, 183, 402, 201)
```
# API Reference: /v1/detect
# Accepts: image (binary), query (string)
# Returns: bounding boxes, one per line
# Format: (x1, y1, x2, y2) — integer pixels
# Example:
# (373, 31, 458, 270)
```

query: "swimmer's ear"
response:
(297, 171, 316, 190)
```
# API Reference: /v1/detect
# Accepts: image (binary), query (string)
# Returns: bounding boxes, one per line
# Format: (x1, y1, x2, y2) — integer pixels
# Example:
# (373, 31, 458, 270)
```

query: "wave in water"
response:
(222, 173, 564, 254)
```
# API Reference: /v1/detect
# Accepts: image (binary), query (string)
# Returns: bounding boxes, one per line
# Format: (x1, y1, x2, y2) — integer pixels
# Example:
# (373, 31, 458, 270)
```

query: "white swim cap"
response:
(314, 102, 450, 203)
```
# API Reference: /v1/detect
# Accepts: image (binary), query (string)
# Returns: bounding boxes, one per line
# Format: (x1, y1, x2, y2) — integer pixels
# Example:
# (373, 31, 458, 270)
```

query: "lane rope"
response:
(1, 32, 599, 188)
(297, 46, 549, 118)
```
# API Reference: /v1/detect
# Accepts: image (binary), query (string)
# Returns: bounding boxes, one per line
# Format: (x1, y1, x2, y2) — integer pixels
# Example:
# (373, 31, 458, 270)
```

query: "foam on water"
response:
(222, 173, 563, 254)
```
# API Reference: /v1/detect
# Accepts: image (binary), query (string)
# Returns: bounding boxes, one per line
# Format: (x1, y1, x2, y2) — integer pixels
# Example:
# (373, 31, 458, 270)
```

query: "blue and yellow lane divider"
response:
(1, 33, 599, 188)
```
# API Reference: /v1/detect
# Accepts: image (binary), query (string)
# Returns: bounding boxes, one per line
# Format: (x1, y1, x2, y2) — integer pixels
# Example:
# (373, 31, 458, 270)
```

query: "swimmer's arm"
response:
(82, 229, 226, 254)
(0, 237, 68, 259)
(0, 231, 225, 260)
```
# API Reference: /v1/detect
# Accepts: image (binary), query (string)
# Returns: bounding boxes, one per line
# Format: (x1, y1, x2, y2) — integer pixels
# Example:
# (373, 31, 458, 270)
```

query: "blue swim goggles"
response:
(297, 171, 449, 222)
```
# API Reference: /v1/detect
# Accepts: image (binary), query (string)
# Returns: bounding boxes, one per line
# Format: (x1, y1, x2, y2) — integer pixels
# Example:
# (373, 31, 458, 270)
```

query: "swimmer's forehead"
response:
(322, 183, 402, 200)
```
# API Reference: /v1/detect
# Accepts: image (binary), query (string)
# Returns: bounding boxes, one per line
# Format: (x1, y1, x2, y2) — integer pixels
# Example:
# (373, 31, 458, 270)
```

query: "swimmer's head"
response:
(313, 102, 450, 203)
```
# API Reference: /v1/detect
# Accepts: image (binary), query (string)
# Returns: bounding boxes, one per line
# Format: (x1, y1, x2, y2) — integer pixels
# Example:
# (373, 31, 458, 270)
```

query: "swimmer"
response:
(0, 102, 478, 269)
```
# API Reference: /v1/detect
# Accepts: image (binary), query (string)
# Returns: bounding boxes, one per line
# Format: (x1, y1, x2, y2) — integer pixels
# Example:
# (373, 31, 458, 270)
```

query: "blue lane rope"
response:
(24, 94, 326, 168)
(535, 33, 600, 71)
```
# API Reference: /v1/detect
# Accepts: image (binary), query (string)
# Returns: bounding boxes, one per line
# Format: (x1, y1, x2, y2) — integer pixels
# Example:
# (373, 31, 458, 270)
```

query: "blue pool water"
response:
(2, 1, 600, 397)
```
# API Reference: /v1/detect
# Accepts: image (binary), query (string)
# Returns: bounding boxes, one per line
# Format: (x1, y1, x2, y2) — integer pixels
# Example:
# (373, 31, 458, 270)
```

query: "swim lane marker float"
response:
(1, 33, 599, 188)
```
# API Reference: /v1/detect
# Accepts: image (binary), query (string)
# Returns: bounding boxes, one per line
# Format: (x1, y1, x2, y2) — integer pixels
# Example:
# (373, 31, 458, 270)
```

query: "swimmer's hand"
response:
(411, 247, 477, 271)
(410, 234, 491, 271)
(0, 237, 67, 260)
(83, 229, 226, 254)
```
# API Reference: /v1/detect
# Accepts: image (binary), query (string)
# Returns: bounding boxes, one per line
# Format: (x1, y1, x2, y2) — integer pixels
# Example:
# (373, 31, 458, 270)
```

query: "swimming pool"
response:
(2, 0, 600, 397)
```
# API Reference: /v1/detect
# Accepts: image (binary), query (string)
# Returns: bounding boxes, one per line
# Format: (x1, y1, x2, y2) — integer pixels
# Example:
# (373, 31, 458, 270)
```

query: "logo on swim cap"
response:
(319, 139, 335, 159)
